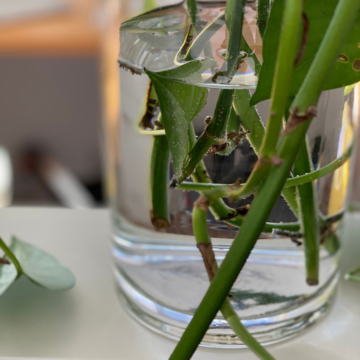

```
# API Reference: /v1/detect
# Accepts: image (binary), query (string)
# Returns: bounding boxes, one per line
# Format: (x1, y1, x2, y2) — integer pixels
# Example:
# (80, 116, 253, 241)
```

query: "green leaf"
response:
(252, 0, 360, 105)
(0, 261, 17, 296)
(146, 61, 209, 177)
(10, 237, 75, 291)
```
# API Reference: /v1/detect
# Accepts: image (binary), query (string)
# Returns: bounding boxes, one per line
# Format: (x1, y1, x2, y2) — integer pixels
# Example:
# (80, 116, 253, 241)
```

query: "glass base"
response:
(113, 263, 338, 349)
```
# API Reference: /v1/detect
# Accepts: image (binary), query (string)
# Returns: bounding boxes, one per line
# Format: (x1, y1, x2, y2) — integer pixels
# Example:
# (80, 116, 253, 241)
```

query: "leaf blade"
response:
(11, 237, 75, 291)
(146, 63, 208, 177)
(252, 0, 360, 105)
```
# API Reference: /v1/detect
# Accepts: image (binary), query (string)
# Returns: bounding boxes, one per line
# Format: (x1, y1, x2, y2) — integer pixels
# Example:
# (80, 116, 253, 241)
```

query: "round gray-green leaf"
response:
(10, 236, 75, 291)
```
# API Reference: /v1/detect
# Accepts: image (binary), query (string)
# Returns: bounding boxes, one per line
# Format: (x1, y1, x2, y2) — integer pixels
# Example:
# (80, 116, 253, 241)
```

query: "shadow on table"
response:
(0, 275, 78, 355)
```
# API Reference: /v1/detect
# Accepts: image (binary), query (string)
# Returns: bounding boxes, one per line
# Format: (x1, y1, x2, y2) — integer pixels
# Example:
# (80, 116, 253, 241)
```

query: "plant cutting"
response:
(114, 0, 360, 358)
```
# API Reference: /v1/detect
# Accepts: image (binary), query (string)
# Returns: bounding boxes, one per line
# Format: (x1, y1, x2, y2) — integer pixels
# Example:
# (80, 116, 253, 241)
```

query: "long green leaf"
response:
(252, 0, 360, 105)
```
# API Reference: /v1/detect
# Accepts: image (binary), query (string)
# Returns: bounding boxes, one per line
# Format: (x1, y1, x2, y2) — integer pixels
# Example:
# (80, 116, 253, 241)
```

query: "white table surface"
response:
(0, 207, 359, 360)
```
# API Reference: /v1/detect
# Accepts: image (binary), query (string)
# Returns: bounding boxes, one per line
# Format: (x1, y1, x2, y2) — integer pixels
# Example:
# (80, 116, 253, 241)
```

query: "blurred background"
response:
(1, 0, 360, 211)
(0, 0, 174, 208)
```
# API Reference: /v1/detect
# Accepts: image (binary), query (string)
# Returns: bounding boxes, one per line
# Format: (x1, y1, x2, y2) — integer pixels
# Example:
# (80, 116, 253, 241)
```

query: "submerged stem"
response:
(293, 140, 319, 285)
(192, 205, 276, 360)
(150, 116, 171, 230)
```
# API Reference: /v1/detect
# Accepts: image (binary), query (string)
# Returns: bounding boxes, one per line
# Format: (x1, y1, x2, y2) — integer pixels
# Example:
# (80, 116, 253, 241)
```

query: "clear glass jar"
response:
(110, 0, 358, 348)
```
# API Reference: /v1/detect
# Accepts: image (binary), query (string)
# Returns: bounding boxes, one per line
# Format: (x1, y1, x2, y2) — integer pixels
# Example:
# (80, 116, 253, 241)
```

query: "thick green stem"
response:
(293, 140, 319, 285)
(260, 0, 302, 157)
(150, 117, 171, 230)
(192, 206, 275, 360)
(169, 0, 360, 358)
(257, 0, 270, 38)
(0, 237, 22, 275)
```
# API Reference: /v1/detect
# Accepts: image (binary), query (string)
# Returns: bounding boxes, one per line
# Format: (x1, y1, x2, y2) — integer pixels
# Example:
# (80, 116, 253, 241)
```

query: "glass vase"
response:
(110, 0, 359, 348)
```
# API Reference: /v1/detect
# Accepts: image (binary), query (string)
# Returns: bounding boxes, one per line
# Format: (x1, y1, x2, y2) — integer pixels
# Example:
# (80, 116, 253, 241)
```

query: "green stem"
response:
(0, 237, 22, 275)
(176, 89, 234, 185)
(169, 0, 360, 358)
(345, 266, 360, 282)
(293, 140, 319, 285)
(257, 0, 270, 38)
(240, 37, 262, 76)
(150, 116, 171, 230)
(184, 12, 226, 61)
(176, 1, 246, 185)
(225, 0, 247, 78)
(260, 0, 302, 158)
(222, 301, 275, 360)
(192, 206, 275, 360)
(285, 143, 353, 187)
(177, 142, 353, 191)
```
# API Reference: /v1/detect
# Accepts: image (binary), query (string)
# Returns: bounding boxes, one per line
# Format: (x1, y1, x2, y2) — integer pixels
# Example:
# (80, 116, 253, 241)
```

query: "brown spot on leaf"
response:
(337, 54, 348, 63)
(353, 59, 360, 71)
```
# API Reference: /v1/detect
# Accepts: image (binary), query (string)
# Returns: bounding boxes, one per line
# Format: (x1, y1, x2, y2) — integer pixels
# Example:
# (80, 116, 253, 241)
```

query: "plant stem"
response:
(285, 143, 353, 187)
(240, 37, 262, 76)
(176, 1, 246, 185)
(345, 266, 360, 282)
(150, 116, 171, 230)
(225, 0, 247, 78)
(0, 237, 22, 275)
(293, 140, 319, 285)
(260, 0, 302, 158)
(257, 0, 270, 38)
(177, 141, 353, 191)
(188, 124, 300, 233)
(192, 205, 275, 360)
(169, 0, 360, 358)
(176, 89, 234, 185)
(184, 12, 226, 61)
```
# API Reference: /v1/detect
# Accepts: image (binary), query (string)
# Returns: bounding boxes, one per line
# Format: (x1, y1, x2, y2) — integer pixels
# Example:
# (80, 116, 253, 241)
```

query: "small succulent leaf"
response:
(252, 0, 360, 105)
(0, 261, 17, 296)
(146, 61, 209, 177)
(10, 237, 75, 291)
